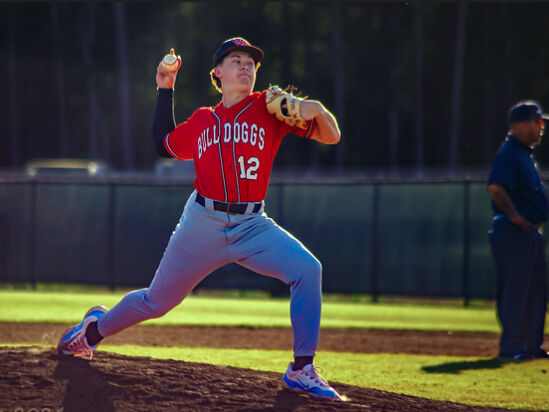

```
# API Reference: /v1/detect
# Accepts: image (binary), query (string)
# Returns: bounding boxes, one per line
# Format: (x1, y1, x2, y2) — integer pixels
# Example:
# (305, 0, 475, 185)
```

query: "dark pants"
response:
(489, 220, 547, 357)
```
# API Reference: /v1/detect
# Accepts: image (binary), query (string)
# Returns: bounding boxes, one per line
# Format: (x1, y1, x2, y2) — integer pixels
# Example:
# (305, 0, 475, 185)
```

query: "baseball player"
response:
(58, 37, 342, 400)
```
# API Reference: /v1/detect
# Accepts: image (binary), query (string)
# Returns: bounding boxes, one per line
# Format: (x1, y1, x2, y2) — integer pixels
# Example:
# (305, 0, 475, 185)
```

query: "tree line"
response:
(1, 2, 549, 173)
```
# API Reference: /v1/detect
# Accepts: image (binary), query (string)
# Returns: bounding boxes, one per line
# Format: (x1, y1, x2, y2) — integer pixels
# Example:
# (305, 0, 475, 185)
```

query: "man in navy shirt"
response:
(488, 101, 549, 359)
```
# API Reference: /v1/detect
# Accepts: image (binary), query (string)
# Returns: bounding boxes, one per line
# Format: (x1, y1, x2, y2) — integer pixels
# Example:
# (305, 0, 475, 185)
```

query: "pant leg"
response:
(489, 221, 538, 356)
(227, 214, 322, 357)
(98, 192, 231, 337)
(524, 232, 547, 353)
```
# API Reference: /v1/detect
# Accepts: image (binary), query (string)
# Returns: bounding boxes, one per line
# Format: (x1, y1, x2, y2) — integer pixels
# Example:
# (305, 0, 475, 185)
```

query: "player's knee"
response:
(142, 293, 178, 319)
(148, 303, 170, 318)
(312, 256, 322, 275)
(299, 254, 322, 283)
(311, 258, 322, 283)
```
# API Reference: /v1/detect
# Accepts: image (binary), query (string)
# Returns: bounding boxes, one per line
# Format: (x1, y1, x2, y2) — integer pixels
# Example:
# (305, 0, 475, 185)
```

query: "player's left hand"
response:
(267, 85, 325, 129)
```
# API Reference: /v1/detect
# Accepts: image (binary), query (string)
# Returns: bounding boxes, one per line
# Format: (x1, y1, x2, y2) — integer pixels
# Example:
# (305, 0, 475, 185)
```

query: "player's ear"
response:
(214, 67, 222, 79)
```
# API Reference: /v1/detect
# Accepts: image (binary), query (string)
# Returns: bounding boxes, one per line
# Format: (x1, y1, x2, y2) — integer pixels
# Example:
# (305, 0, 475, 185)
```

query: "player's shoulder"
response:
(498, 138, 522, 158)
(493, 141, 521, 169)
(494, 145, 514, 162)
(194, 105, 216, 114)
(257, 90, 268, 98)
(190, 106, 217, 119)
(253, 91, 270, 113)
(235, 90, 264, 105)
(251, 90, 268, 104)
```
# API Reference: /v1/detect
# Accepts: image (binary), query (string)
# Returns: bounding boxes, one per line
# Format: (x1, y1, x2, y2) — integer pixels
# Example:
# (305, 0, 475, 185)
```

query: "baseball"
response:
(162, 53, 179, 72)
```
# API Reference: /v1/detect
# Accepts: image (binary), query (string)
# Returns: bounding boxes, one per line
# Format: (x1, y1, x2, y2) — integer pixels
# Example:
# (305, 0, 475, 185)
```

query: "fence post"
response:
(370, 183, 380, 302)
(106, 183, 117, 291)
(462, 180, 471, 306)
(29, 179, 37, 290)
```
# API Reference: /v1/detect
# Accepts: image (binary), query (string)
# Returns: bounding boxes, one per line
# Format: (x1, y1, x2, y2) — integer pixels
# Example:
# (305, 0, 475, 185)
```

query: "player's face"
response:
(216, 51, 256, 94)
(529, 118, 544, 146)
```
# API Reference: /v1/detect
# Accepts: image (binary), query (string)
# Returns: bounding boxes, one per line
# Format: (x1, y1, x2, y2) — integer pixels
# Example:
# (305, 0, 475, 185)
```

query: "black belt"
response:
(196, 193, 262, 215)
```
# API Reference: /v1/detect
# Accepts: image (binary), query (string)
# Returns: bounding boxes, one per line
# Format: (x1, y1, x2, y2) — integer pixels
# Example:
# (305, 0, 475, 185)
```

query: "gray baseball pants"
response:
(97, 190, 322, 356)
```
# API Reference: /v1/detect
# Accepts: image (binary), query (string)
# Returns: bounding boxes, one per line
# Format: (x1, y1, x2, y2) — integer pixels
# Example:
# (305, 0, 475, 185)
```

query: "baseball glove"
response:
(266, 85, 309, 130)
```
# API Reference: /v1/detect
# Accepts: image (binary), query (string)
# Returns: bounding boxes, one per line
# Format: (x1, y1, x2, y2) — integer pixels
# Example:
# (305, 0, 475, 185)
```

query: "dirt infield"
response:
(0, 322, 515, 356)
(2, 323, 545, 411)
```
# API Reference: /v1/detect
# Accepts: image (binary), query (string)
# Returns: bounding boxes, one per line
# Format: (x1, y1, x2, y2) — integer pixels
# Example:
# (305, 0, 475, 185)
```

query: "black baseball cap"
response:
(213, 37, 264, 66)
(507, 101, 549, 124)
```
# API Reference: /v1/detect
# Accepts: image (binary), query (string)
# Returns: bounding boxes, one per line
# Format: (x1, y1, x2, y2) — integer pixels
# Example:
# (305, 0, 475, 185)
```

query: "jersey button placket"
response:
(221, 121, 237, 202)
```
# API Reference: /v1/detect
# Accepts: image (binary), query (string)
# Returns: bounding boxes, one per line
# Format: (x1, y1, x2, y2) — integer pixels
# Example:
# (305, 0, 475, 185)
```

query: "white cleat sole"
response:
(57, 305, 108, 358)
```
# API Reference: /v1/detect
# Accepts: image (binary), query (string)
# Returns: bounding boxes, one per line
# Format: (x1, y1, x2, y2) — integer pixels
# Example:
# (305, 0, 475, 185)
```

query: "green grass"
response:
(4, 343, 548, 410)
(0, 290, 500, 332)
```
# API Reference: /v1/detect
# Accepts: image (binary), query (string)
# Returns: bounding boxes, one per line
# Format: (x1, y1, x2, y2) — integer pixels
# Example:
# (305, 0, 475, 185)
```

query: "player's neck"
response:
(222, 90, 252, 109)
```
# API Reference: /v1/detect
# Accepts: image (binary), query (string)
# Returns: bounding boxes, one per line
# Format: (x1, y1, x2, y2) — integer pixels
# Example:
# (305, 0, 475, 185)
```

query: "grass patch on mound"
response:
(0, 290, 499, 332)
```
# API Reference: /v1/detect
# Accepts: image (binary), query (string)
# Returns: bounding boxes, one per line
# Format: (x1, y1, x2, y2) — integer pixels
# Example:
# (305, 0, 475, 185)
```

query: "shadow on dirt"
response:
(53, 354, 116, 412)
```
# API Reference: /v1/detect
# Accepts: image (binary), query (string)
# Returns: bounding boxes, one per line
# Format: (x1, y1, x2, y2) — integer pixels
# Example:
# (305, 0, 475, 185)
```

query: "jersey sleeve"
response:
(488, 152, 518, 193)
(164, 112, 197, 160)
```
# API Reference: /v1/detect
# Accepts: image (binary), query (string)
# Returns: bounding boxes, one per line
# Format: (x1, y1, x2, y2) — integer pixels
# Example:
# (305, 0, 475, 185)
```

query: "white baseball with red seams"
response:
(161, 53, 179, 72)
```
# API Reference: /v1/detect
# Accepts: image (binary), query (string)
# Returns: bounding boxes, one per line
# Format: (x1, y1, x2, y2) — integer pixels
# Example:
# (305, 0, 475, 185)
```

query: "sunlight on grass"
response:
(0, 290, 499, 332)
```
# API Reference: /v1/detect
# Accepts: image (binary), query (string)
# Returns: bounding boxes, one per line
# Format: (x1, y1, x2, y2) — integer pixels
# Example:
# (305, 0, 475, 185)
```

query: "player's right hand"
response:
(156, 48, 182, 89)
(511, 213, 533, 232)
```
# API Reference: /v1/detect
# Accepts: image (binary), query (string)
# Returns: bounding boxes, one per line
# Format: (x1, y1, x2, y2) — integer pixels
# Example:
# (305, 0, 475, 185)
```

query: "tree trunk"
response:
(306, 2, 320, 173)
(388, 70, 399, 172)
(413, 2, 424, 174)
(50, 3, 69, 157)
(114, 2, 134, 169)
(332, 1, 345, 172)
(388, 8, 401, 172)
(502, 4, 513, 107)
(448, 2, 467, 171)
(481, 4, 496, 165)
(8, 5, 19, 168)
(281, 3, 291, 86)
(82, 3, 99, 159)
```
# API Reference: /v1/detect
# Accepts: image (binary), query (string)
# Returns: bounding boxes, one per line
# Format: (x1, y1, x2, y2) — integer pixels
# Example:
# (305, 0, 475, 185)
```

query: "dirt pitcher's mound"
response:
(2, 347, 513, 412)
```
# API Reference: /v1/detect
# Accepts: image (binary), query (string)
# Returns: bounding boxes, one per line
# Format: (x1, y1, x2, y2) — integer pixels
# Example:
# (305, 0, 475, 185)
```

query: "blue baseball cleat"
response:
(281, 362, 342, 400)
(57, 305, 108, 359)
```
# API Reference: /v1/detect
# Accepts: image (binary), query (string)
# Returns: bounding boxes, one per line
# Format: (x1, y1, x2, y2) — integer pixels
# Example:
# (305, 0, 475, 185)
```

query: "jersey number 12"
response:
(237, 155, 259, 180)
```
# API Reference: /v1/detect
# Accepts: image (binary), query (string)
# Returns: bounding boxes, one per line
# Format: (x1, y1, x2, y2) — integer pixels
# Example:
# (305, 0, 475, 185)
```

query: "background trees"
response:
(1, 2, 549, 173)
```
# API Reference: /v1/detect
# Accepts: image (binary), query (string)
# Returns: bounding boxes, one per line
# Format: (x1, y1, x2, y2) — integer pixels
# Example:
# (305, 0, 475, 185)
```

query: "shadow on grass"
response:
(421, 357, 528, 374)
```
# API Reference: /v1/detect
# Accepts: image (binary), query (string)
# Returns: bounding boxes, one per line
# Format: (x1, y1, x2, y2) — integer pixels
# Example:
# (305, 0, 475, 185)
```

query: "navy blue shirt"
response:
(488, 135, 548, 224)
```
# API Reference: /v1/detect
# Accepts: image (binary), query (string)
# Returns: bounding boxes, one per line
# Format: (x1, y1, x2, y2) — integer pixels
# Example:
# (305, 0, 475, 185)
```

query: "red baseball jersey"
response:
(164, 90, 316, 203)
